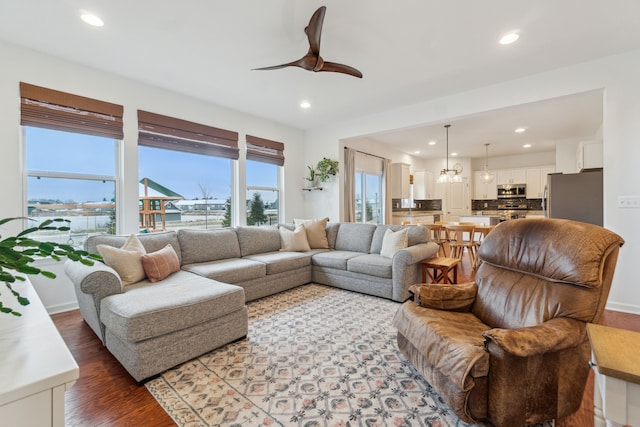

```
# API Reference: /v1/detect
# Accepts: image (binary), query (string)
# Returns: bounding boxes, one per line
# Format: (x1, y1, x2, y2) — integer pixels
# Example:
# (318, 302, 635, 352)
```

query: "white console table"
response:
(587, 323, 640, 427)
(0, 277, 79, 427)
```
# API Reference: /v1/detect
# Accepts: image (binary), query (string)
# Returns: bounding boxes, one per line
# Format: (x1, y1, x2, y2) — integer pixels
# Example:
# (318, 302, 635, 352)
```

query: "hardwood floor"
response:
(52, 253, 639, 427)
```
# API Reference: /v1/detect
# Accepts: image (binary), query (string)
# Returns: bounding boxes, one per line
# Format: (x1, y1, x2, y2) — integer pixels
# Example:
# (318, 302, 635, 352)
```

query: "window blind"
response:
(246, 134, 285, 166)
(138, 110, 239, 160)
(20, 82, 124, 139)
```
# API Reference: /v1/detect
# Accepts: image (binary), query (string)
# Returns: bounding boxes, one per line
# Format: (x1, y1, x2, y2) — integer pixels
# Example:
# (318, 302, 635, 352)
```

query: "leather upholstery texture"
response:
(393, 218, 624, 426)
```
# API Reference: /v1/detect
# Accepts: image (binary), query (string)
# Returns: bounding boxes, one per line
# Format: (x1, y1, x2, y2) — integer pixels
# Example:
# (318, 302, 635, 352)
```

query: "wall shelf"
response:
(302, 187, 323, 191)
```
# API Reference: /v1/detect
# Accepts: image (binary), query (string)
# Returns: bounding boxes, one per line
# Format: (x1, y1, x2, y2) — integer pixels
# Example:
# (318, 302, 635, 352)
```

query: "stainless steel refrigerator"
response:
(543, 168, 603, 226)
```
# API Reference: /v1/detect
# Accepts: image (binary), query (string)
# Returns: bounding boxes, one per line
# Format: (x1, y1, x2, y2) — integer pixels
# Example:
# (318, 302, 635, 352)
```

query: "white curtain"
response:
(382, 158, 392, 224)
(343, 147, 356, 222)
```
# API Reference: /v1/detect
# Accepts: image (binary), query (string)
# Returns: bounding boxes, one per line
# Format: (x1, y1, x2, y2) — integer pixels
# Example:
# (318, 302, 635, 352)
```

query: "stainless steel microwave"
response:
(497, 184, 526, 199)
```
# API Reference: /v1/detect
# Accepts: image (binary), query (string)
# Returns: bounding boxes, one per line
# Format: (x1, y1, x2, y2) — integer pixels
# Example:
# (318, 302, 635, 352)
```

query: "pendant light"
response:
(437, 124, 462, 183)
(481, 143, 494, 184)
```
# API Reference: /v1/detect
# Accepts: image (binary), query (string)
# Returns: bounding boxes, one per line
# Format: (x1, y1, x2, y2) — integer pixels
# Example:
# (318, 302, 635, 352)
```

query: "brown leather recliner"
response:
(393, 218, 624, 427)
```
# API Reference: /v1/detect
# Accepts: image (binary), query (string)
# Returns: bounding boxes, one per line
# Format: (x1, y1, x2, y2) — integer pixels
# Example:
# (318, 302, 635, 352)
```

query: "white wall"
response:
(305, 49, 640, 314)
(0, 40, 306, 313)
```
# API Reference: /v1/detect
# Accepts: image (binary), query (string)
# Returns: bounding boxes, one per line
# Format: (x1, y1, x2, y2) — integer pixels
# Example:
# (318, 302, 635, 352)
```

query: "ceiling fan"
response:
(253, 6, 363, 78)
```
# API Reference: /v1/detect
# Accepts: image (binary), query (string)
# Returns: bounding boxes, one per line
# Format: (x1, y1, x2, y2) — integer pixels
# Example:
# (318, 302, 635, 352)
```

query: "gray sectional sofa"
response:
(64, 222, 438, 382)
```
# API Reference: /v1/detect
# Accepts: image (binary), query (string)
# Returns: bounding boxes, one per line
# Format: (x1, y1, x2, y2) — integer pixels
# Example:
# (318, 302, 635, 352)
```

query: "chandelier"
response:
(437, 124, 462, 183)
(481, 143, 494, 184)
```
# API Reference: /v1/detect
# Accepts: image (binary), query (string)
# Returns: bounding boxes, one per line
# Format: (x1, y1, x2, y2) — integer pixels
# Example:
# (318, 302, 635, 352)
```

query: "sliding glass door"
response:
(355, 172, 383, 224)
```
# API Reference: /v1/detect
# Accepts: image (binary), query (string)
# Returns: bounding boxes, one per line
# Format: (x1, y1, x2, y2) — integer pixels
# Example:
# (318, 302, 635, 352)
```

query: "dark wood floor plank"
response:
(51, 246, 637, 427)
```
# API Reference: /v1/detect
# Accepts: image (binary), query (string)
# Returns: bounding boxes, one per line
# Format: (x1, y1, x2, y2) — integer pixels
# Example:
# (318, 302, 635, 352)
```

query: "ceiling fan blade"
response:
(253, 54, 318, 72)
(252, 58, 302, 71)
(305, 6, 326, 55)
(320, 61, 363, 78)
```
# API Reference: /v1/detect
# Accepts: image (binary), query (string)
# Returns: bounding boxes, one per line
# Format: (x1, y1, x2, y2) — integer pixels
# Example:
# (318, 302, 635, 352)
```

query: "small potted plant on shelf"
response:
(305, 165, 318, 188)
(0, 217, 100, 316)
(315, 157, 339, 183)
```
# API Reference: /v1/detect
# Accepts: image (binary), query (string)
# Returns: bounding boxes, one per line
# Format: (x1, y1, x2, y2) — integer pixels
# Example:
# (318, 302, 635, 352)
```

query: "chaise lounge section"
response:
(65, 221, 438, 382)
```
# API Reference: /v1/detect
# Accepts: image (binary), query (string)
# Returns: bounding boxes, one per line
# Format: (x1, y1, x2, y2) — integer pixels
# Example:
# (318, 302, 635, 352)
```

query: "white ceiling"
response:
(1, 1, 638, 158)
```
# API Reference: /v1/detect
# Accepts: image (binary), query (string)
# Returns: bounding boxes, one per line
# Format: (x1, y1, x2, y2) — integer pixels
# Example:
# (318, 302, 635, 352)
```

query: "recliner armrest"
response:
(409, 282, 477, 312)
(482, 317, 586, 357)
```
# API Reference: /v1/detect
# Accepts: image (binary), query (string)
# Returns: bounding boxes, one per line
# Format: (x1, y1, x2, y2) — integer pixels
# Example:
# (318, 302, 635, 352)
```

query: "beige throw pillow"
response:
(97, 234, 146, 286)
(279, 225, 311, 252)
(380, 228, 408, 258)
(293, 217, 329, 249)
(140, 244, 180, 283)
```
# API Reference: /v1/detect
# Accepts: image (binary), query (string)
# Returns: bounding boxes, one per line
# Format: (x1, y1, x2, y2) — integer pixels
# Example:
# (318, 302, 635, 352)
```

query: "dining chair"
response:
(445, 223, 478, 266)
(424, 223, 448, 256)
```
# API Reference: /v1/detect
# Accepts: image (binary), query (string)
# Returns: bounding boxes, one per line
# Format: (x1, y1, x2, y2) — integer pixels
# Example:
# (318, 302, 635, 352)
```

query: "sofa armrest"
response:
(409, 282, 477, 312)
(394, 242, 439, 265)
(391, 242, 439, 301)
(482, 317, 586, 357)
(64, 259, 122, 298)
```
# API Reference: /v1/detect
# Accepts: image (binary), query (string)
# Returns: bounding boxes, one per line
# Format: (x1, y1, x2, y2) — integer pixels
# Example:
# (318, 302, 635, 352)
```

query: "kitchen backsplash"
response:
(392, 199, 442, 211)
(471, 198, 543, 211)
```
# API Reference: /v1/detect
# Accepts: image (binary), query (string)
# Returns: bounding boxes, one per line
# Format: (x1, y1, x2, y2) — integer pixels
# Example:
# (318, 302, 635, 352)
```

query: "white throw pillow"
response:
(97, 234, 147, 287)
(279, 225, 311, 252)
(380, 228, 409, 258)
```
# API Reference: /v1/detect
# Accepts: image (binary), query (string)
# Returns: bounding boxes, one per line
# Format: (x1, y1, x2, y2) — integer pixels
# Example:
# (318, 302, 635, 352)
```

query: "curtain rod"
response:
(343, 146, 387, 160)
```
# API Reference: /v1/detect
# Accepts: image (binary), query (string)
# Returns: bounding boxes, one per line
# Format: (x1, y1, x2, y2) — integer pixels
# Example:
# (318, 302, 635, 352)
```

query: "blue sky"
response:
(26, 127, 277, 203)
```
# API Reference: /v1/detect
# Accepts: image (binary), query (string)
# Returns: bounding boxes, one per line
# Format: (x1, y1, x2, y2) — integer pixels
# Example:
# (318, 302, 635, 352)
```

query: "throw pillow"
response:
(97, 234, 146, 286)
(293, 217, 329, 249)
(279, 225, 311, 252)
(140, 244, 180, 283)
(380, 228, 408, 258)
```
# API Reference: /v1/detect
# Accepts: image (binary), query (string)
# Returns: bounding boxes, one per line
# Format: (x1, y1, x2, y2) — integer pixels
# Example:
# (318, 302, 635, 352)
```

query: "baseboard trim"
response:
(605, 301, 640, 315)
(46, 301, 79, 315)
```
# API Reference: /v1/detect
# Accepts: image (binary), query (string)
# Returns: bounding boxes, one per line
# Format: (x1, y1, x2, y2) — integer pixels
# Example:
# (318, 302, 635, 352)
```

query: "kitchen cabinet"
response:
(392, 214, 435, 225)
(391, 163, 410, 199)
(526, 165, 555, 199)
(413, 170, 434, 199)
(497, 169, 526, 185)
(577, 141, 603, 171)
(473, 171, 498, 200)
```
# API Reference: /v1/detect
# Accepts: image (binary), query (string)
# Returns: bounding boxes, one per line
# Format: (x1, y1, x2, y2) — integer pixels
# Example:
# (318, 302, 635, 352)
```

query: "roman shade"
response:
(246, 134, 285, 166)
(138, 110, 239, 160)
(20, 82, 124, 139)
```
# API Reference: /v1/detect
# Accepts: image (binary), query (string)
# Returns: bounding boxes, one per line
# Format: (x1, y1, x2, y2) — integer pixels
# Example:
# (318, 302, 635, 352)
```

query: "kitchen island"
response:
(391, 210, 442, 225)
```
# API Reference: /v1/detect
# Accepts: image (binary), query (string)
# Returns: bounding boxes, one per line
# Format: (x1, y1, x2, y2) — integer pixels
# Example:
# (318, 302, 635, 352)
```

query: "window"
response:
(137, 110, 238, 231)
(354, 152, 383, 224)
(245, 135, 284, 226)
(21, 83, 122, 247)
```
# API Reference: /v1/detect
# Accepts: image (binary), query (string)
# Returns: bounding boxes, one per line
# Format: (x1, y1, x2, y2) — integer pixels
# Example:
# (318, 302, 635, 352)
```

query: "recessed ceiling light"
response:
(414, 150, 421, 154)
(428, 141, 436, 146)
(514, 127, 527, 133)
(80, 11, 104, 27)
(499, 32, 519, 45)
(451, 152, 458, 157)
(523, 144, 532, 148)
(300, 100, 311, 109)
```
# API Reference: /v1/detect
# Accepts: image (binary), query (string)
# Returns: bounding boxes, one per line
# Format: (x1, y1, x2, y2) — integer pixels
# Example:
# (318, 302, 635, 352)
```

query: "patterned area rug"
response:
(146, 284, 549, 427)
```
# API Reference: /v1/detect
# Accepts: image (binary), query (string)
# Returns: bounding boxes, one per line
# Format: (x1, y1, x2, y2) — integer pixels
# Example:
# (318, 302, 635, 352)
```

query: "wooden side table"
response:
(421, 257, 461, 284)
(587, 323, 640, 427)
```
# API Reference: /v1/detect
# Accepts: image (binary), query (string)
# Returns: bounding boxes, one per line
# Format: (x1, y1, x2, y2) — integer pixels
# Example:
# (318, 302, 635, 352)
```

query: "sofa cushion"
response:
(370, 225, 402, 254)
(347, 254, 393, 279)
(236, 226, 281, 257)
(87, 231, 181, 264)
(97, 234, 146, 287)
(141, 244, 180, 282)
(100, 271, 245, 343)
(326, 222, 340, 249)
(279, 225, 311, 252)
(311, 250, 364, 270)
(334, 223, 377, 253)
(294, 217, 330, 249)
(245, 251, 312, 275)
(380, 228, 409, 258)
(178, 228, 240, 265)
(182, 258, 266, 283)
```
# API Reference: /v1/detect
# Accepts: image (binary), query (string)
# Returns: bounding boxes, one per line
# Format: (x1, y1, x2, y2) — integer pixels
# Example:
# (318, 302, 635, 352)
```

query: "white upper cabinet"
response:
(413, 170, 434, 199)
(526, 165, 555, 199)
(496, 169, 527, 185)
(391, 163, 410, 199)
(577, 141, 603, 171)
(473, 171, 498, 200)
